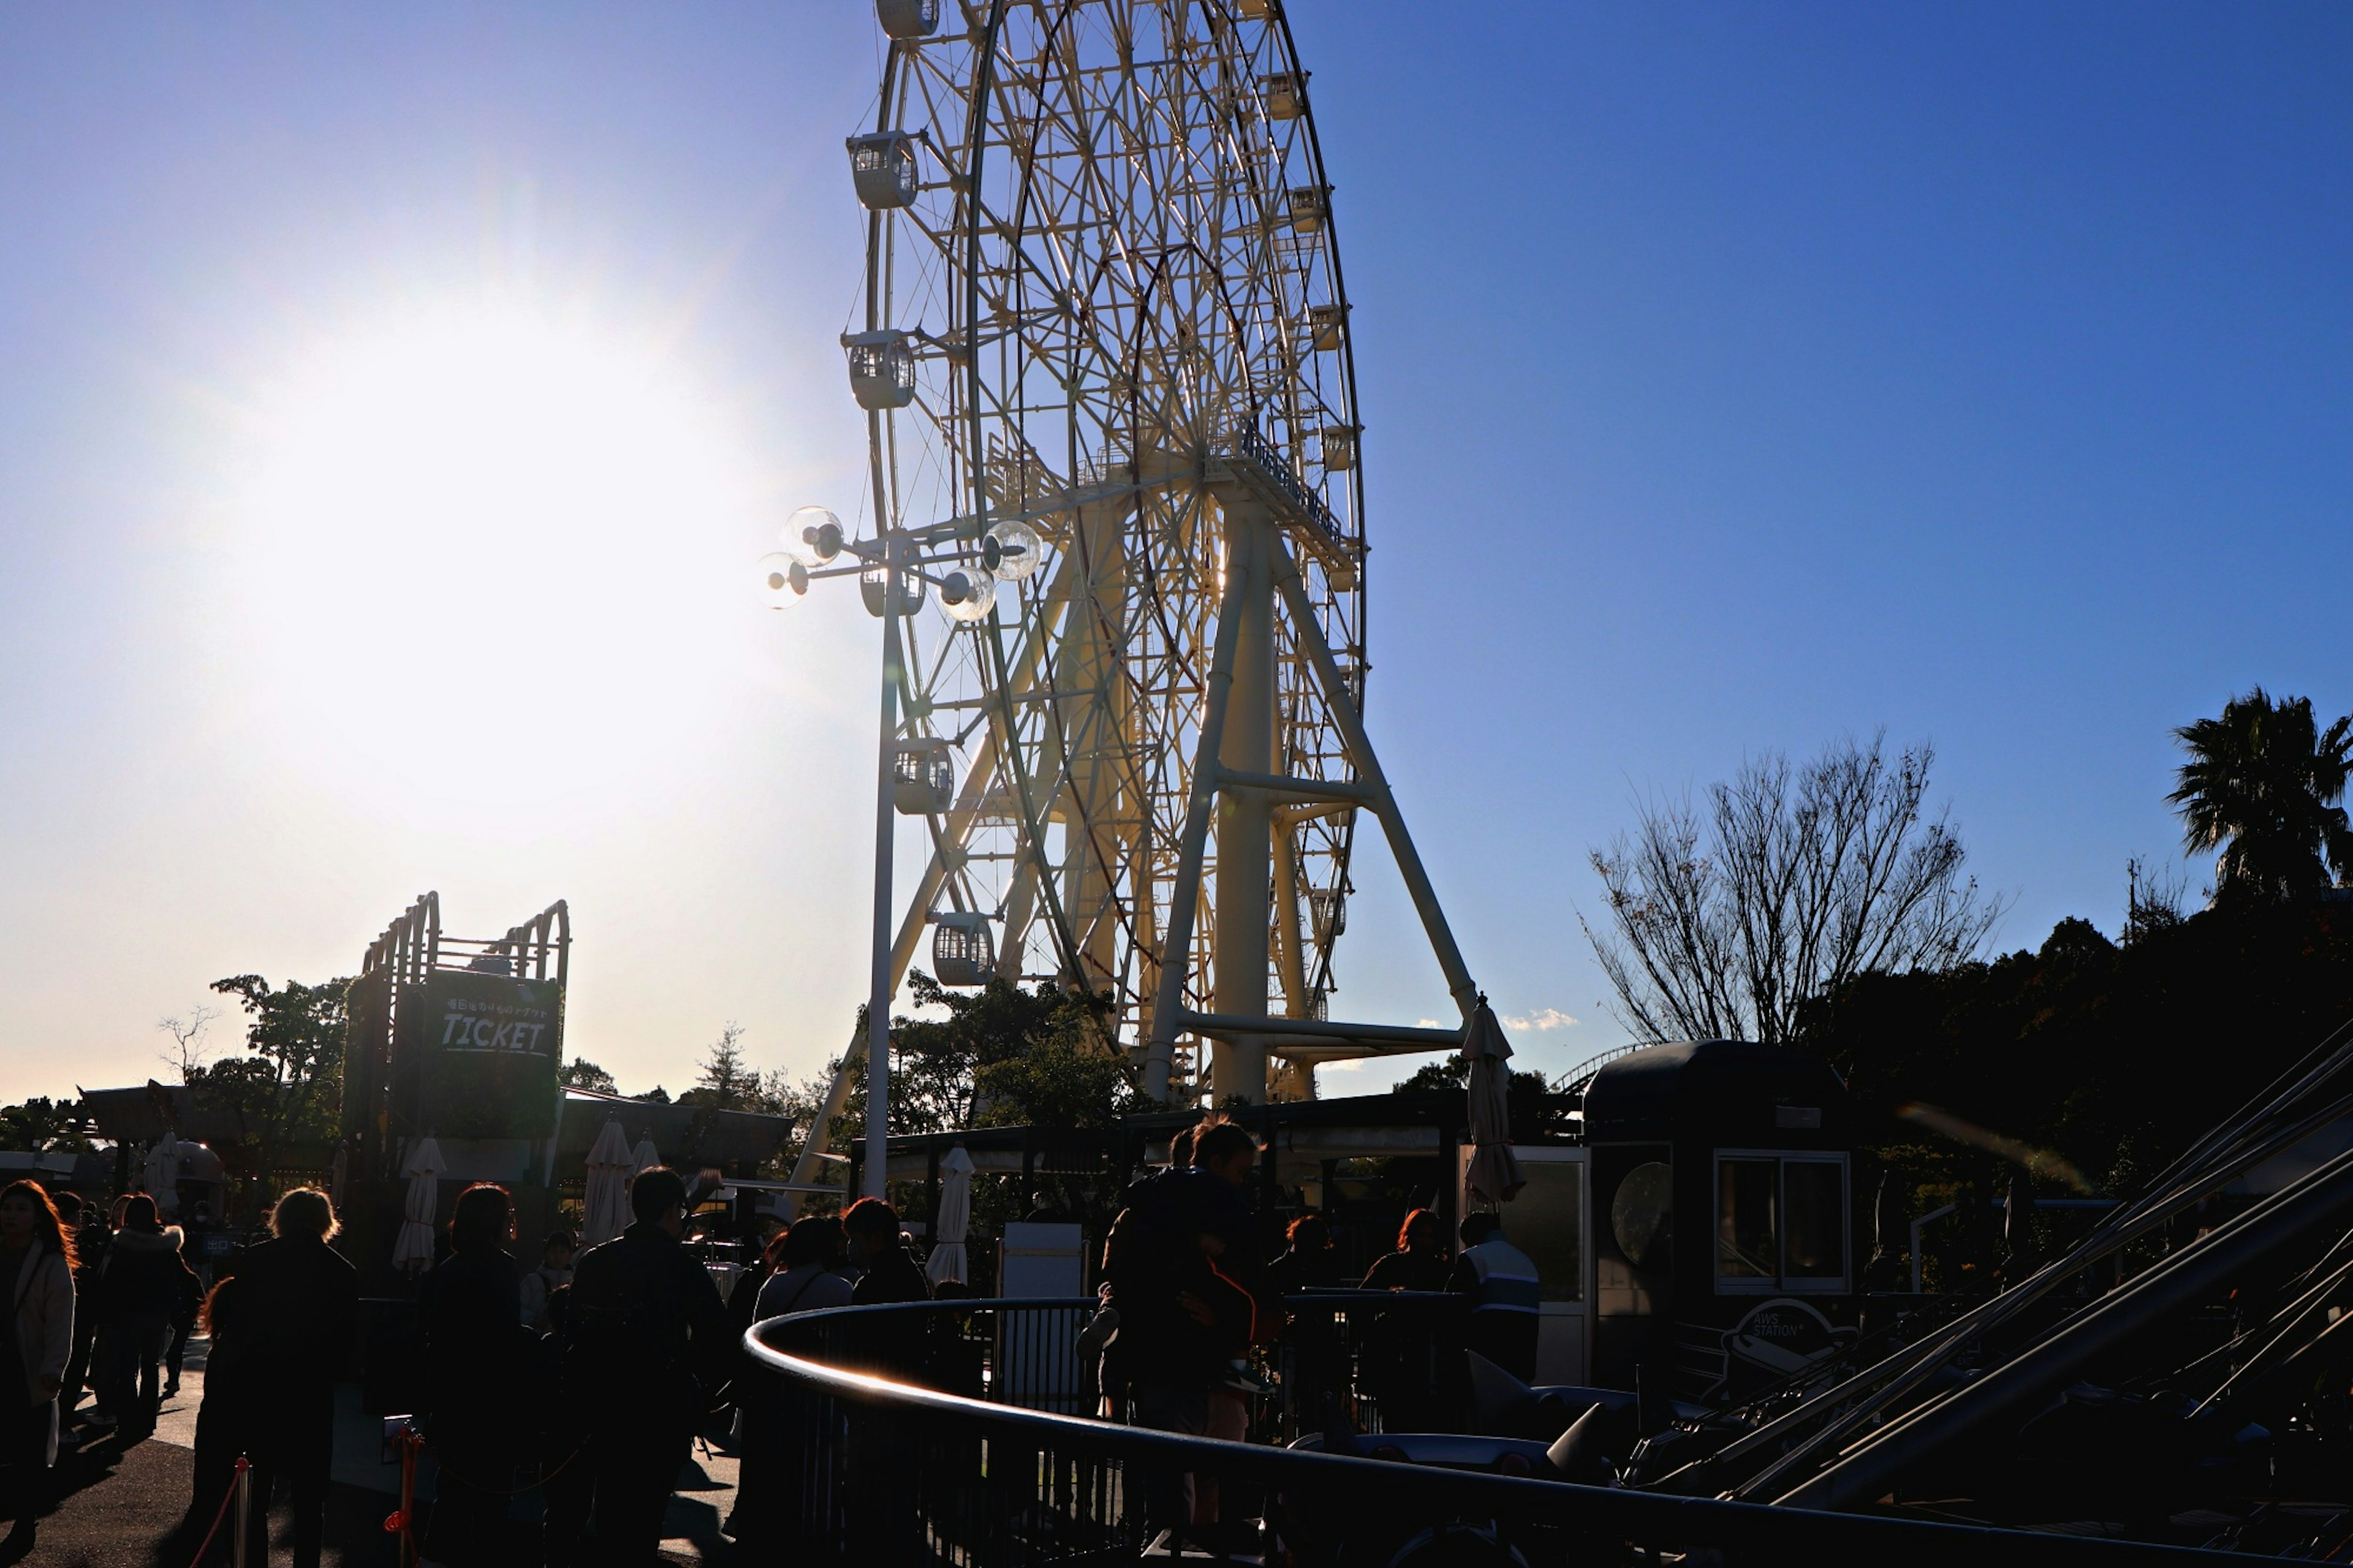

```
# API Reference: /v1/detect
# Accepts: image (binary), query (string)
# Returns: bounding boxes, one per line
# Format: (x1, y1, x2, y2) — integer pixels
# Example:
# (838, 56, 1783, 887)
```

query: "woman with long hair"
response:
(1358, 1207, 1454, 1433)
(1360, 1208, 1450, 1293)
(419, 1183, 527, 1566)
(0, 1180, 77, 1553)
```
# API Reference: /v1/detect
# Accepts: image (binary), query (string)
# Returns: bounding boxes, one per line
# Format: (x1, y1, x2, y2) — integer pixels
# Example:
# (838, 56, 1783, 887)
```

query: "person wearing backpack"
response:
(1098, 1119, 1271, 1545)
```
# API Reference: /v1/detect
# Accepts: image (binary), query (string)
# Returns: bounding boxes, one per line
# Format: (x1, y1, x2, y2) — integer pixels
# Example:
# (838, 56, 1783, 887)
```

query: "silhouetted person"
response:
(1360, 1208, 1452, 1432)
(233, 1187, 357, 1568)
(537, 1283, 593, 1568)
(420, 1183, 529, 1567)
(754, 1216, 853, 1320)
(163, 1222, 201, 1399)
(58, 1198, 105, 1426)
(94, 1194, 193, 1438)
(0, 1181, 77, 1559)
(1450, 1211, 1540, 1383)
(729, 1216, 854, 1553)
(1266, 1214, 1344, 1434)
(566, 1167, 730, 1566)
(520, 1229, 575, 1333)
(1265, 1213, 1342, 1298)
(182, 1274, 256, 1555)
(1360, 1208, 1450, 1293)
(1102, 1118, 1266, 1540)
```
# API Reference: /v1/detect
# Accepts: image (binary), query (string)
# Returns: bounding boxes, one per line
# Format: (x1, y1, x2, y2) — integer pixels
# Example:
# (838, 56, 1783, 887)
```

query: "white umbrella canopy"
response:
(1463, 1001, 1526, 1210)
(392, 1137, 447, 1273)
(925, 1145, 976, 1286)
(630, 1134, 662, 1176)
(143, 1132, 181, 1217)
(580, 1119, 635, 1248)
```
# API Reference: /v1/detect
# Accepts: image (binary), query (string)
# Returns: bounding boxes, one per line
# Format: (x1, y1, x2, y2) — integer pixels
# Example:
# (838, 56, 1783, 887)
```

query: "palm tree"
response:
(2169, 687, 2353, 905)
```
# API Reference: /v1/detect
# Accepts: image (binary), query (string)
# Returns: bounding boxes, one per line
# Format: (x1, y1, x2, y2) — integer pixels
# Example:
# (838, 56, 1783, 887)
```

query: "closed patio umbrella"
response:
(392, 1137, 446, 1273)
(925, 1145, 976, 1286)
(630, 1134, 662, 1177)
(1463, 1000, 1525, 1210)
(580, 1119, 634, 1248)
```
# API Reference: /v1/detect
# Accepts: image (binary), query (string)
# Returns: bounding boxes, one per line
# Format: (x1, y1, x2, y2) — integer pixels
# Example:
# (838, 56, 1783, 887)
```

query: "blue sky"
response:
(1, 2, 2346, 1104)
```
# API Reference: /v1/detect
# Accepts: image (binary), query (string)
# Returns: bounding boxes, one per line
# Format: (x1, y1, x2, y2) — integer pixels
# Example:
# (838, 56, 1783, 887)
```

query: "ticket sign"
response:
(394, 971, 564, 1139)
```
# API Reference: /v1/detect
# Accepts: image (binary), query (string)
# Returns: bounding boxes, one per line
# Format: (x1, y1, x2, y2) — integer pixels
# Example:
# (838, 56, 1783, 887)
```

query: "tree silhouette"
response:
(1583, 733, 2004, 1045)
(2169, 688, 2353, 906)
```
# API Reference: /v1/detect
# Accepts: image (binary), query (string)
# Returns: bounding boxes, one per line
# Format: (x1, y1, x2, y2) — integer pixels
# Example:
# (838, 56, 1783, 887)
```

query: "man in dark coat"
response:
(566, 1167, 730, 1565)
(232, 1187, 357, 1568)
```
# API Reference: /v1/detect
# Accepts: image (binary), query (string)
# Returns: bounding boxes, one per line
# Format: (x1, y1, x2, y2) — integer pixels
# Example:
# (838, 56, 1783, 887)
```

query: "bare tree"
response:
(157, 1003, 221, 1082)
(1582, 733, 2005, 1044)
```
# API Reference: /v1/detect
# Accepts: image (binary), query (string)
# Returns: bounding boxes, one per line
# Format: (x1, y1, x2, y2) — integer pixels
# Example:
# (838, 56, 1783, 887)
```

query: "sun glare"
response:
(219, 302, 764, 830)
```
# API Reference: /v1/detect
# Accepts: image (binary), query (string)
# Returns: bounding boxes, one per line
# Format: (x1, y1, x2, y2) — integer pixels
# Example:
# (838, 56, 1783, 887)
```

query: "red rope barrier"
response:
(183, 1455, 248, 1568)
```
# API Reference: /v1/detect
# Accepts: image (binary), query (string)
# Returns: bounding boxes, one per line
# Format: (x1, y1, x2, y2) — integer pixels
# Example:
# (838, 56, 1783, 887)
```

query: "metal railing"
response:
(738, 1297, 2259, 1566)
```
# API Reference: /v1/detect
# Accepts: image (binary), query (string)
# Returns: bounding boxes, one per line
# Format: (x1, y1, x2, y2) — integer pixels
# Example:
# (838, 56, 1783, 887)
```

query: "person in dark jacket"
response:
(420, 1183, 529, 1567)
(1358, 1208, 1453, 1434)
(59, 1197, 106, 1427)
(566, 1167, 730, 1566)
(843, 1200, 930, 1308)
(233, 1187, 357, 1568)
(1101, 1119, 1268, 1541)
(180, 1274, 257, 1555)
(94, 1195, 195, 1439)
(1360, 1208, 1450, 1293)
(162, 1224, 202, 1399)
(841, 1199, 930, 1381)
(1266, 1214, 1345, 1434)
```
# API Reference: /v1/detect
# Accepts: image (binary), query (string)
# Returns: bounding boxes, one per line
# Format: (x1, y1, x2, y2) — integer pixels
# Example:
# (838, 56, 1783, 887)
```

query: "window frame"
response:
(1712, 1149, 1851, 1296)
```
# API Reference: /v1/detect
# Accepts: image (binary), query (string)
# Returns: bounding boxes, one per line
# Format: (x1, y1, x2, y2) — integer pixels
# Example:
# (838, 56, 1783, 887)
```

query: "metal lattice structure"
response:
(792, 0, 1480, 1194)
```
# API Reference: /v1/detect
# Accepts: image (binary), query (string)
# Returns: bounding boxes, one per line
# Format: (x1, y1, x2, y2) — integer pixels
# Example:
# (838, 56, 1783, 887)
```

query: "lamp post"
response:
(760, 506, 1041, 1201)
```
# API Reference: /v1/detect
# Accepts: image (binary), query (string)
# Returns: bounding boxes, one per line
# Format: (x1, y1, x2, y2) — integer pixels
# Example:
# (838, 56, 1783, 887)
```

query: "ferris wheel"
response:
(775, 0, 1481, 1194)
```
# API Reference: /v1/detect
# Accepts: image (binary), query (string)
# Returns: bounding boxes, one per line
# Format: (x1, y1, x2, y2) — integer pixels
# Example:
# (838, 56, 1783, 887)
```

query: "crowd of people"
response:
(1083, 1116, 1544, 1552)
(0, 1115, 1540, 1564)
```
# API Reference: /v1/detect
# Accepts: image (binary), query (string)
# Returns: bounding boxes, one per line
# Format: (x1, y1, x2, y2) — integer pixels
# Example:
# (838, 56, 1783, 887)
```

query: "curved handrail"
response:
(742, 1300, 2256, 1565)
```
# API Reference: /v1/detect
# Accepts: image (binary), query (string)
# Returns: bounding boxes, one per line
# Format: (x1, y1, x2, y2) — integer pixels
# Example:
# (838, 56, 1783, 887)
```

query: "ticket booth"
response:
(1581, 1040, 1856, 1403)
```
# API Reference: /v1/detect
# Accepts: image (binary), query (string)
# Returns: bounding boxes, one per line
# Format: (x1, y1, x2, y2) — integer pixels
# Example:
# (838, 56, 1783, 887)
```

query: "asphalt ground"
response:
(2, 1336, 738, 1567)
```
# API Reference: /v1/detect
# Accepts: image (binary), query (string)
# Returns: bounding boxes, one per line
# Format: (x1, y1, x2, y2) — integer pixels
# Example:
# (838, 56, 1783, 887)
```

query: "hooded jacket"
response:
(96, 1225, 195, 1324)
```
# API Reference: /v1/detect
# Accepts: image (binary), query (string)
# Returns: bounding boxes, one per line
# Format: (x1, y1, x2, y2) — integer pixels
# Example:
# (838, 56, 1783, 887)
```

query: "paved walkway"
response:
(10, 1336, 740, 1567)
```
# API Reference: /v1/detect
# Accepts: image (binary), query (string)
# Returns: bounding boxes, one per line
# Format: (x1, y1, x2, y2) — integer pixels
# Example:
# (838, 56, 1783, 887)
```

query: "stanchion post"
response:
(229, 1455, 252, 1566)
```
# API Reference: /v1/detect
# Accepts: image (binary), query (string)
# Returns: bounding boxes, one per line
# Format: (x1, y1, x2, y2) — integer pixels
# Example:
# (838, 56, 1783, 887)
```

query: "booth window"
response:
(1715, 1152, 1847, 1293)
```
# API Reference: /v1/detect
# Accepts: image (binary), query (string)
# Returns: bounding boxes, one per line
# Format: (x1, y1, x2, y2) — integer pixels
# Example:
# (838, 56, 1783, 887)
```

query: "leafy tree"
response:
(559, 1058, 619, 1094)
(1583, 733, 2004, 1044)
(0, 1097, 95, 1154)
(1392, 1055, 1564, 1134)
(889, 973, 1122, 1134)
(207, 974, 352, 1189)
(679, 1023, 757, 1111)
(2169, 687, 2353, 906)
(793, 974, 1128, 1150)
(1797, 900, 2353, 1233)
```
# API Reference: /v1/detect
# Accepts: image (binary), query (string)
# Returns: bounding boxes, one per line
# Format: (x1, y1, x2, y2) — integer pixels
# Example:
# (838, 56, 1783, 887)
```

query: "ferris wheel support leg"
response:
(1140, 518, 1259, 1105)
(1213, 512, 1279, 1105)
(1270, 553, 1482, 1023)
